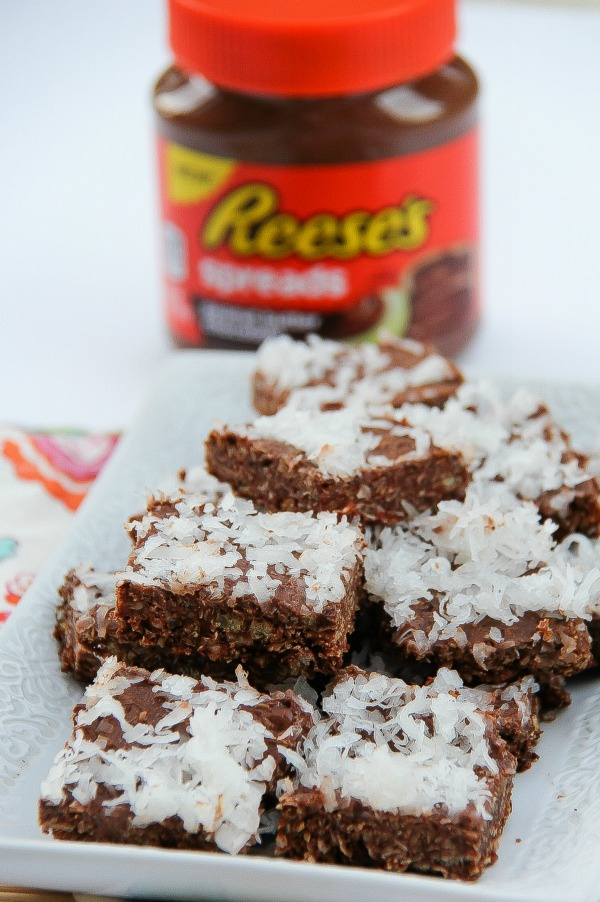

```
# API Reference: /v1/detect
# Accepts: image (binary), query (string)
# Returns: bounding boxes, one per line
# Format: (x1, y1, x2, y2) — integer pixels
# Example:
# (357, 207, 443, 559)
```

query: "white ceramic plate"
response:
(1, 351, 600, 902)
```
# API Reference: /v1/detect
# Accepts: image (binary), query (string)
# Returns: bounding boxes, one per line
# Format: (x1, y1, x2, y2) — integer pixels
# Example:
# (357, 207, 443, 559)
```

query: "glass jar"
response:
(154, 0, 479, 356)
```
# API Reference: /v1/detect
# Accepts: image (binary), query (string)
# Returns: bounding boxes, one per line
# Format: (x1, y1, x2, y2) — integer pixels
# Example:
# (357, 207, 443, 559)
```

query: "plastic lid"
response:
(168, 0, 456, 97)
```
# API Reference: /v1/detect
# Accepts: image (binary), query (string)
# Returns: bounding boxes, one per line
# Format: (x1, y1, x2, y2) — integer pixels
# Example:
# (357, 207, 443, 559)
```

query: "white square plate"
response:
(1, 351, 600, 902)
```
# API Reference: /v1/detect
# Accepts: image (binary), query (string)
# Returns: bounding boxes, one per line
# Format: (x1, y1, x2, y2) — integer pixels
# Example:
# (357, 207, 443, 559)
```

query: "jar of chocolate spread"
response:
(153, 0, 479, 356)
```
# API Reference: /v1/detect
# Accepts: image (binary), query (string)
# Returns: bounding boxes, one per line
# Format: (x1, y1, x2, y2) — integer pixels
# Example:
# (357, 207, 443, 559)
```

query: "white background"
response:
(1, 0, 600, 431)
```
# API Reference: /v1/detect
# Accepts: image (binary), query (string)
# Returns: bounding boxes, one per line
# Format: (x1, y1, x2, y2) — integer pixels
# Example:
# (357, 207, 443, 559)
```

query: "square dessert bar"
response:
(206, 401, 469, 525)
(252, 334, 463, 415)
(209, 373, 600, 532)
(55, 566, 235, 684)
(39, 659, 314, 854)
(116, 493, 365, 685)
(56, 469, 237, 683)
(276, 667, 517, 880)
(438, 381, 600, 539)
(343, 378, 600, 538)
(365, 482, 596, 707)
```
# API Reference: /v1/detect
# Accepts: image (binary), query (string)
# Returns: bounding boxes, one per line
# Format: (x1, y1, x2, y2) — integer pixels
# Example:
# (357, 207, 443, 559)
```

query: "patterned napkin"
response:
(0, 428, 118, 626)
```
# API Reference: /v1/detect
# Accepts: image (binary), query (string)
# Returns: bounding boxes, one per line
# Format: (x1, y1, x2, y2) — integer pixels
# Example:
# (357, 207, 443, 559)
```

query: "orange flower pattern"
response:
(0, 429, 118, 625)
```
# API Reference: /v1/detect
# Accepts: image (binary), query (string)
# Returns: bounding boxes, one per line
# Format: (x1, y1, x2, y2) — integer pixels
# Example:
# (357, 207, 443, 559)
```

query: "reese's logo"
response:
(202, 183, 432, 262)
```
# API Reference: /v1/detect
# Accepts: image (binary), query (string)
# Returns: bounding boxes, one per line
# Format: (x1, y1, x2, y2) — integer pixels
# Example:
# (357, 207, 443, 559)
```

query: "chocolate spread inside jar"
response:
(153, 0, 479, 356)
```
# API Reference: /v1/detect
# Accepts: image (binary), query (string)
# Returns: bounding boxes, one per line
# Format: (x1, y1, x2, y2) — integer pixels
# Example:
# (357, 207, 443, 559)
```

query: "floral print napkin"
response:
(0, 428, 118, 625)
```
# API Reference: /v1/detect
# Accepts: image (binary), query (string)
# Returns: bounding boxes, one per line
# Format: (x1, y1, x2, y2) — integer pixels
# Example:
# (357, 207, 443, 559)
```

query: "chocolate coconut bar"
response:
(345, 652, 541, 769)
(276, 667, 516, 880)
(252, 334, 462, 415)
(364, 482, 596, 705)
(205, 400, 469, 525)
(211, 368, 600, 531)
(411, 380, 600, 539)
(55, 566, 235, 684)
(116, 493, 365, 685)
(39, 659, 314, 853)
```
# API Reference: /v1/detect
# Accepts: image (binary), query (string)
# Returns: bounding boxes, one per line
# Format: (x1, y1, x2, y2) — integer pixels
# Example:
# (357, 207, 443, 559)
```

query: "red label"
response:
(157, 131, 479, 351)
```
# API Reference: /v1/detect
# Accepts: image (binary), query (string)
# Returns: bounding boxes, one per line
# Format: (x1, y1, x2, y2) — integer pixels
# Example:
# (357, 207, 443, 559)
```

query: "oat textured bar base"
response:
(205, 431, 468, 525)
(276, 776, 513, 881)
(116, 558, 363, 686)
(55, 569, 234, 685)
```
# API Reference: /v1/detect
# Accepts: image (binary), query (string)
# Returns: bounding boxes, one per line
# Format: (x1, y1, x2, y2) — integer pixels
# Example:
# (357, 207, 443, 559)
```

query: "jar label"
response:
(157, 130, 478, 351)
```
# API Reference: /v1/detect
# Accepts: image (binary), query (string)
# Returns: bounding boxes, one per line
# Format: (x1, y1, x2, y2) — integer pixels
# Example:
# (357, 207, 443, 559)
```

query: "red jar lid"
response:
(168, 0, 456, 98)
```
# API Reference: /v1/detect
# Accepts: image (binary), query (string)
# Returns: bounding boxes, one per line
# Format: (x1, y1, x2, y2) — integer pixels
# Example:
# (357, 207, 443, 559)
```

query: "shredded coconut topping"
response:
(243, 400, 432, 477)
(431, 671, 538, 731)
(254, 334, 454, 406)
(285, 668, 500, 820)
(399, 381, 591, 499)
(365, 481, 600, 643)
(40, 659, 292, 855)
(69, 565, 117, 614)
(554, 533, 600, 614)
(129, 468, 231, 544)
(350, 353, 454, 407)
(122, 492, 363, 613)
(154, 465, 231, 502)
(241, 374, 592, 499)
(255, 334, 346, 391)
(62, 565, 118, 646)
